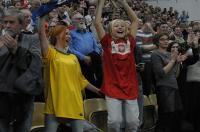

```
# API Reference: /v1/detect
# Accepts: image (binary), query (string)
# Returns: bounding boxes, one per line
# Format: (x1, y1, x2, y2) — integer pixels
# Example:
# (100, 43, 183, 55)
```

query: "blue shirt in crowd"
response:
(69, 29, 101, 60)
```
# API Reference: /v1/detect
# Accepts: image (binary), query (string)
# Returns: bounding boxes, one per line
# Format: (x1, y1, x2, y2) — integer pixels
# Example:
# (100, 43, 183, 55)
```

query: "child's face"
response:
(112, 20, 126, 39)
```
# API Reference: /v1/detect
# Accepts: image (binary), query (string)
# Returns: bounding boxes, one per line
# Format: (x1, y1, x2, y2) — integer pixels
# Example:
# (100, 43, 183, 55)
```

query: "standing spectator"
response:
(135, 21, 157, 130)
(183, 32, 200, 132)
(168, 40, 198, 132)
(69, 12, 102, 98)
(0, 8, 43, 132)
(136, 21, 156, 96)
(151, 33, 183, 132)
(38, 15, 100, 132)
(95, 0, 140, 131)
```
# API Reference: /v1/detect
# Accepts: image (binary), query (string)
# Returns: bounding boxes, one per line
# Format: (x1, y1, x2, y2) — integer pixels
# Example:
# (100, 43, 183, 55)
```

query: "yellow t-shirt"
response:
(43, 47, 89, 119)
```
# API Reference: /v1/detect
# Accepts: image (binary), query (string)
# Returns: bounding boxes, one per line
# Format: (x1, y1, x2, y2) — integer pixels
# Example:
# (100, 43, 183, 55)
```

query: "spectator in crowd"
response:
(48, 9, 59, 27)
(156, 22, 169, 34)
(0, 8, 43, 132)
(179, 10, 189, 23)
(135, 20, 157, 131)
(182, 31, 200, 132)
(170, 26, 186, 44)
(168, 37, 199, 131)
(69, 12, 102, 98)
(38, 15, 100, 132)
(136, 20, 156, 95)
(95, 0, 140, 131)
(29, 0, 41, 32)
(57, 5, 71, 25)
(29, 0, 41, 13)
(20, 9, 34, 33)
(151, 33, 184, 132)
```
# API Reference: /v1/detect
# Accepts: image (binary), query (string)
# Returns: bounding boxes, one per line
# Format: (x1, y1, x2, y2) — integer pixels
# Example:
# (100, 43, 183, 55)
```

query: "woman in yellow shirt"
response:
(38, 16, 100, 132)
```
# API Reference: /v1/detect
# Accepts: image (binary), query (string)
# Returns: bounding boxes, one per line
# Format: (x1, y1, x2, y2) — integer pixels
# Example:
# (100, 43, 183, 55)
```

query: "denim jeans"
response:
(0, 93, 34, 132)
(45, 114, 84, 132)
(105, 96, 139, 132)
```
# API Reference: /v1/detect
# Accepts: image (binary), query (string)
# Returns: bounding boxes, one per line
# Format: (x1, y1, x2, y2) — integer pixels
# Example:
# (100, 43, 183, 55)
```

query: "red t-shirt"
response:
(100, 34, 139, 100)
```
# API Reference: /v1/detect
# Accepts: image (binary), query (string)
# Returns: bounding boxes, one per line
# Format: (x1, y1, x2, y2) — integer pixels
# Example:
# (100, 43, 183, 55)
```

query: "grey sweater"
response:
(151, 50, 178, 89)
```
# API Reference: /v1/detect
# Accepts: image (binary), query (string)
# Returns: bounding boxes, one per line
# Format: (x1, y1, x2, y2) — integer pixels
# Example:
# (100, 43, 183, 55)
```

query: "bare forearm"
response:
(95, 0, 105, 24)
(38, 17, 49, 56)
(95, 0, 106, 40)
(163, 60, 176, 74)
(86, 83, 100, 94)
(121, 2, 138, 23)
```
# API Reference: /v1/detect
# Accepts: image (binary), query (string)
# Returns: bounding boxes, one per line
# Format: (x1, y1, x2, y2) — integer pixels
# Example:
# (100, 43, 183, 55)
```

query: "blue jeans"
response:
(105, 96, 139, 132)
(0, 93, 34, 132)
(45, 114, 84, 132)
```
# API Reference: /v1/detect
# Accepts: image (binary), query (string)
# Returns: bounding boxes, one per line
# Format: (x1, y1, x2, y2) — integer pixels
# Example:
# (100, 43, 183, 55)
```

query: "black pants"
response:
(79, 52, 103, 99)
(156, 111, 181, 132)
(0, 93, 34, 132)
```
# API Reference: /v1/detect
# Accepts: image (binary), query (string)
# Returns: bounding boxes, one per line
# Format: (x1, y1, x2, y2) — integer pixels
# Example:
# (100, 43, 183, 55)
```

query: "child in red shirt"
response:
(95, 0, 140, 131)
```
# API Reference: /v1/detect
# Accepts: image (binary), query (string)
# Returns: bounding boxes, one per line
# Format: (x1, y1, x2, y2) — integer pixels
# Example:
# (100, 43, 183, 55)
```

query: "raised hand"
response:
(177, 54, 188, 62)
(171, 50, 179, 62)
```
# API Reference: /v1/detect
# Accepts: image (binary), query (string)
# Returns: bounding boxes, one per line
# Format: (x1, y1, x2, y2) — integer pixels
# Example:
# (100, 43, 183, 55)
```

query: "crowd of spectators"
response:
(0, 0, 200, 132)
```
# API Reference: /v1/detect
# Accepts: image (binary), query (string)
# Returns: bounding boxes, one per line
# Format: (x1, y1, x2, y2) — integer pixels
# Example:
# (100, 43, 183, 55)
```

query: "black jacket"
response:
(0, 46, 43, 95)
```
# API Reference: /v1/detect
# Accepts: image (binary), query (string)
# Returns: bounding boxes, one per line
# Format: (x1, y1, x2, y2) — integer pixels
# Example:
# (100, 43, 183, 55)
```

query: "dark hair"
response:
(153, 33, 169, 46)
(167, 41, 179, 52)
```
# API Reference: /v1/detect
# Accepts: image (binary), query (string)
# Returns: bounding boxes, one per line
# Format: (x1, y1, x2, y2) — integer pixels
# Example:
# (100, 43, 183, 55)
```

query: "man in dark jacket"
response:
(0, 8, 43, 132)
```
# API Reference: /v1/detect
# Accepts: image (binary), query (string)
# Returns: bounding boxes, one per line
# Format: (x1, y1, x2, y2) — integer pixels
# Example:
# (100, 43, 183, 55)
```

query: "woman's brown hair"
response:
(48, 25, 68, 46)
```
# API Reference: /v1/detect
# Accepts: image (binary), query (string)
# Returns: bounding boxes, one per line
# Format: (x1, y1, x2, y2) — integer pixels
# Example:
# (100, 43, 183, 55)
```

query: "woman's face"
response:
(159, 35, 169, 49)
(57, 28, 70, 47)
(112, 20, 126, 39)
(49, 9, 58, 19)
(171, 43, 179, 52)
(65, 28, 70, 44)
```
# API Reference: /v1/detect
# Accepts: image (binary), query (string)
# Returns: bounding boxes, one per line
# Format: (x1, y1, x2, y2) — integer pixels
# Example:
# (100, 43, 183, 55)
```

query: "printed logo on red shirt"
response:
(111, 40, 131, 55)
